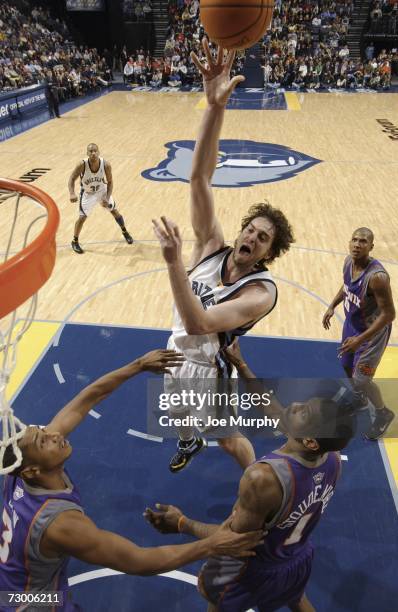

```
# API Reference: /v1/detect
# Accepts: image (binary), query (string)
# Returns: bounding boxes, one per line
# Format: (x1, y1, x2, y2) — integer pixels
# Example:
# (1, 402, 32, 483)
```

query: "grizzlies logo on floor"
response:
(142, 140, 321, 188)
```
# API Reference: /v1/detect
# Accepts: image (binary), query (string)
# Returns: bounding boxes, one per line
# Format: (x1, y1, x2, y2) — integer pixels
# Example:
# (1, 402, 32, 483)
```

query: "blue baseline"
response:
(4, 324, 398, 612)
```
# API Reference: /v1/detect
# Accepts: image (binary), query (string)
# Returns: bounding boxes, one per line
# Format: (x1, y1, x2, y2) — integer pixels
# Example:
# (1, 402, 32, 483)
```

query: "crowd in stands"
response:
(159, 0, 395, 90)
(0, 2, 113, 97)
(262, 48, 395, 89)
(121, 0, 235, 89)
(1, 0, 396, 97)
(122, 0, 153, 22)
(368, 0, 398, 34)
(152, 0, 244, 88)
(260, 0, 395, 90)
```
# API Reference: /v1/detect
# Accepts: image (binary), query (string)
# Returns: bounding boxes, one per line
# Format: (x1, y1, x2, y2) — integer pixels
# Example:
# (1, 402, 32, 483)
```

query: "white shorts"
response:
(164, 337, 238, 435)
(79, 188, 115, 217)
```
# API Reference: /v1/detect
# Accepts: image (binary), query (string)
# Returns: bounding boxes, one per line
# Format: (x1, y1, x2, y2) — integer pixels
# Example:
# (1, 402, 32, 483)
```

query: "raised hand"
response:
(190, 37, 245, 107)
(138, 350, 185, 375)
(152, 216, 182, 264)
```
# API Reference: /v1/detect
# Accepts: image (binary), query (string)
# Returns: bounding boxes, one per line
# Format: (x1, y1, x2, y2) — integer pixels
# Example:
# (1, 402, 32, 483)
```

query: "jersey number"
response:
(0, 508, 13, 563)
(344, 297, 350, 312)
(283, 513, 313, 546)
(90, 185, 100, 193)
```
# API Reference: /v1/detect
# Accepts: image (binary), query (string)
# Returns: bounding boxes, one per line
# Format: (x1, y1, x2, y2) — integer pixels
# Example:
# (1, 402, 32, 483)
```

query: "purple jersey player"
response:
(1, 469, 82, 611)
(323, 227, 395, 440)
(145, 344, 354, 612)
(0, 350, 263, 611)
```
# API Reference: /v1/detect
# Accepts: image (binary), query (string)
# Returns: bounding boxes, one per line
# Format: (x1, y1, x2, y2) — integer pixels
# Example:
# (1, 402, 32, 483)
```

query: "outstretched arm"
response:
(68, 161, 84, 203)
(222, 340, 287, 433)
(47, 350, 184, 436)
(42, 510, 263, 576)
(183, 463, 281, 536)
(145, 463, 282, 539)
(189, 39, 244, 266)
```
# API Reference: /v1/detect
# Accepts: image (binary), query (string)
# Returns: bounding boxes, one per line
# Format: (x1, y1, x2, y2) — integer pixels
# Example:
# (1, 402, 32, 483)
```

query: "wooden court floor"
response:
(1, 91, 398, 610)
(0, 90, 397, 342)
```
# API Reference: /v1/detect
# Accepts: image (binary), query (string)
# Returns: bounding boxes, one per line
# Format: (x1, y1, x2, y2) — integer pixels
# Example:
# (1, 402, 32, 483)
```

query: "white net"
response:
(0, 186, 49, 475)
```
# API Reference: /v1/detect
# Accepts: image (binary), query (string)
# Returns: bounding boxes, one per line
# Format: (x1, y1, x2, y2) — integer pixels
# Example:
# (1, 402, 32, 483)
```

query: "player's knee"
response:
(352, 372, 374, 395)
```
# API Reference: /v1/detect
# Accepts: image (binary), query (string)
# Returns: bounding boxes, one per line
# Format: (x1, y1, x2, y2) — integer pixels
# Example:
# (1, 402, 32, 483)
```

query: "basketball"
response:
(200, 0, 274, 50)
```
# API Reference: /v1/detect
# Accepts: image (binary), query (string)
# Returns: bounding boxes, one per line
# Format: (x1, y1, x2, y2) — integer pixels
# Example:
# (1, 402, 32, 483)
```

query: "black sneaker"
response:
(351, 391, 369, 411)
(123, 230, 133, 244)
(169, 437, 207, 473)
(71, 240, 84, 254)
(365, 407, 395, 440)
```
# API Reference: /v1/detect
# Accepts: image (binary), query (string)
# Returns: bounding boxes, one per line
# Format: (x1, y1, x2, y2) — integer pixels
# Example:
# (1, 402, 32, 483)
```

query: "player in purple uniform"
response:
(322, 227, 395, 439)
(145, 345, 355, 612)
(0, 349, 263, 611)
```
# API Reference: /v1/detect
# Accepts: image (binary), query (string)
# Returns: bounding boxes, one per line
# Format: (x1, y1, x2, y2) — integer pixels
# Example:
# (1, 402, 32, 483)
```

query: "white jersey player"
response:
(68, 143, 133, 254)
(153, 40, 295, 473)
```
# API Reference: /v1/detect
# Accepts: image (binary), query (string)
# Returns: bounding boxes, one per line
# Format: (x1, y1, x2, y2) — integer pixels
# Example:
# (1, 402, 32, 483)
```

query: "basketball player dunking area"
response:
(153, 40, 294, 473)
(322, 227, 396, 439)
(68, 143, 133, 254)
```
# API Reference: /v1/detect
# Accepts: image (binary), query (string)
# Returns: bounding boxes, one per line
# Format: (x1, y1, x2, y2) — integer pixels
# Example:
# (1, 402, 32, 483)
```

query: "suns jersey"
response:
(80, 157, 107, 194)
(200, 450, 341, 595)
(343, 256, 391, 335)
(255, 450, 341, 564)
(168, 247, 277, 366)
(0, 472, 83, 611)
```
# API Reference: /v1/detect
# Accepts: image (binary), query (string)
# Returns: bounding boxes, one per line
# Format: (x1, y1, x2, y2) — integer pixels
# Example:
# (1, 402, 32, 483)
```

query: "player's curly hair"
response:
(240, 201, 295, 265)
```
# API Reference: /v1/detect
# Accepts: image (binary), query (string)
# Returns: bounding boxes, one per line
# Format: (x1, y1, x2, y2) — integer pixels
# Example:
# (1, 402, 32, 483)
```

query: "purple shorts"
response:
(198, 547, 313, 612)
(341, 321, 391, 379)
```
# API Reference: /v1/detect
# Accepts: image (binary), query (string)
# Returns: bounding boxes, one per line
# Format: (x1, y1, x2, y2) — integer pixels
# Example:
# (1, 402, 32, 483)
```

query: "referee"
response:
(44, 69, 60, 118)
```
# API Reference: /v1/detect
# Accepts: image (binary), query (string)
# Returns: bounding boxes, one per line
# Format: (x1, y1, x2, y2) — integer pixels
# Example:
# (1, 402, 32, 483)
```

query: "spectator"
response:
(0, 1, 111, 99)
(123, 57, 134, 83)
(365, 42, 375, 60)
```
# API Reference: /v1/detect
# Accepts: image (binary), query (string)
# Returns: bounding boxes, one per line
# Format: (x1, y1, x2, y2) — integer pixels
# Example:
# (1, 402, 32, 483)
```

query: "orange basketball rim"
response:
(0, 178, 59, 319)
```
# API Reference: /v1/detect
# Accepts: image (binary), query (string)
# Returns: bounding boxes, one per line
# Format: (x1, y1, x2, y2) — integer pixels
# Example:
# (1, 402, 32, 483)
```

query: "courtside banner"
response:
(66, 0, 105, 10)
(0, 85, 47, 124)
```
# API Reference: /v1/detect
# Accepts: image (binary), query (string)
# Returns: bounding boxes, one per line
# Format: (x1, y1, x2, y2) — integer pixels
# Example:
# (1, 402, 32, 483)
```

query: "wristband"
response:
(177, 515, 186, 533)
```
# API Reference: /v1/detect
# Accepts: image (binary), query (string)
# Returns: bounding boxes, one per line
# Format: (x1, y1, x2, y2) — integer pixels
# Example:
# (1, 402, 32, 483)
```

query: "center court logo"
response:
(142, 140, 322, 188)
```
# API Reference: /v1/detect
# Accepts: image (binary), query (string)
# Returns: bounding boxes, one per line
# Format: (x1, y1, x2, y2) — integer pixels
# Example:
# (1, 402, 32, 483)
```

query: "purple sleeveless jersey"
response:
(254, 450, 341, 565)
(200, 450, 341, 611)
(341, 256, 391, 375)
(343, 256, 390, 337)
(0, 471, 83, 611)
